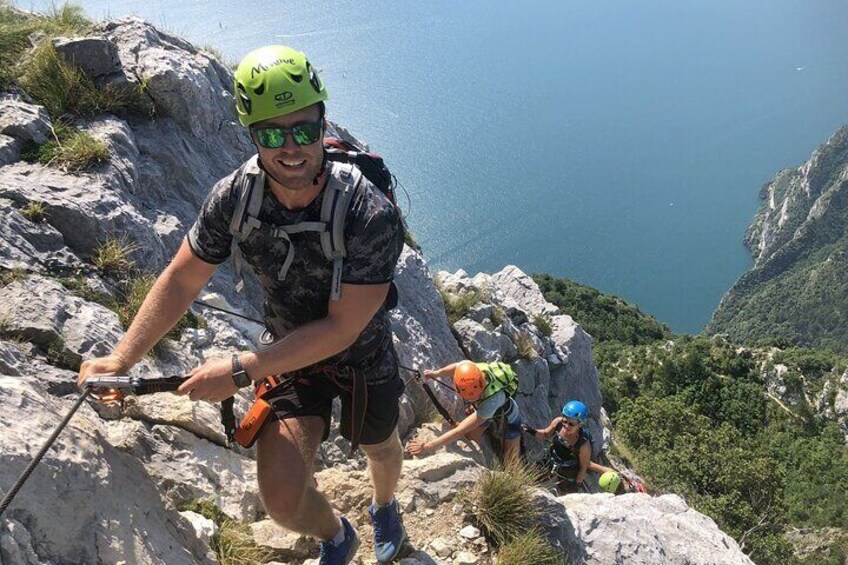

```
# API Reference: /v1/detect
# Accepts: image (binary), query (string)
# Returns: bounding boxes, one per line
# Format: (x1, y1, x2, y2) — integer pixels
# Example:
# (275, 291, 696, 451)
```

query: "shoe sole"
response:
(376, 527, 409, 564)
(345, 534, 361, 564)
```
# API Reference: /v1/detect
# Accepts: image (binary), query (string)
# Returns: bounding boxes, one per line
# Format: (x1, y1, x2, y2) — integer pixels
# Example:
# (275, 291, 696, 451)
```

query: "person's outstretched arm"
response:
(78, 241, 217, 386)
(423, 362, 463, 380)
(406, 411, 485, 456)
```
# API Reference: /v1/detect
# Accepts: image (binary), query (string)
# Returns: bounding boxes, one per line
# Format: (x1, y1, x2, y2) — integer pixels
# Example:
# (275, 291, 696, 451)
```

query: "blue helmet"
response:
(562, 400, 589, 421)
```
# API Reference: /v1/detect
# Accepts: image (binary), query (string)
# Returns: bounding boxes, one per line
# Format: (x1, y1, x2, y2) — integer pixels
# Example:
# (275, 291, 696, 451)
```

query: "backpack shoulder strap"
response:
(320, 161, 363, 300)
(228, 155, 265, 292)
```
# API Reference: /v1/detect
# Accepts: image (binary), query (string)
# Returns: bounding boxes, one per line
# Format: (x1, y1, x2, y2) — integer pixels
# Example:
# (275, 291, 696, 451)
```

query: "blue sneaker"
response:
(369, 498, 408, 563)
(319, 517, 360, 565)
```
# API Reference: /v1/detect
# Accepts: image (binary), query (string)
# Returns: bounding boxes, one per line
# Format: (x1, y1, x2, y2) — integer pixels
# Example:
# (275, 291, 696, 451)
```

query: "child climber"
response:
(406, 360, 523, 464)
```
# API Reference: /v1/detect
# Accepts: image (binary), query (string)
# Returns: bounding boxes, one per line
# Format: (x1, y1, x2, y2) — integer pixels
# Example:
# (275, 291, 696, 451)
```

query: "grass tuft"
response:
(19, 41, 144, 118)
(36, 123, 108, 171)
(491, 306, 506, 327)
(469, 461, 542, 546)
(92, 236, 138, 277)
(117, 274, 204, 339)
(435, 280, 481, 325)
(0, 266, 27, 287)
(179, 500, 278, 565)
(516, 330, 539, 360)
(497, 529, 565, 565)
(0, 2, 90, 88)
(21, 200, 48, 222)
(533, 314, 553, 337)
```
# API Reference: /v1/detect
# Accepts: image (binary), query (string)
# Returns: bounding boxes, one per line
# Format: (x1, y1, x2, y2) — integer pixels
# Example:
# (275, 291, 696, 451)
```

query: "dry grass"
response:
(516, 330, 539, 360)
(37, 124, 108, 172)
(92, 237, 138, 277)
(437, 286, 481, 325)
(491, 306, 506, 327)
(0, 266, 27, 287)
(179, 500, 278, 565)
(21, 200, 48, 222)
(467, 460, 542, 546)
(497, 529, 565, 565)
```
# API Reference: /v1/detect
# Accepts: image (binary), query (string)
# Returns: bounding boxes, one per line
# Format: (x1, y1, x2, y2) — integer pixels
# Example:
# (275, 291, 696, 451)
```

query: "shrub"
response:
(469, 461, 541, 546)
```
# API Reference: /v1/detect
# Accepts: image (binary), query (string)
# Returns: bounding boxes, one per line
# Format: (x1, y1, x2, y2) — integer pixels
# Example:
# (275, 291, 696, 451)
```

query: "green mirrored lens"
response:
(256, 128, 286, 148)
(254, 121, 321, 149)
(291, 123, 321, 146)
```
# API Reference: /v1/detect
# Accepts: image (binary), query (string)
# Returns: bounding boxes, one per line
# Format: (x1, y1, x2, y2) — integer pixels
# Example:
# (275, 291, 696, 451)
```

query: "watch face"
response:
(233, 372, 251, 388)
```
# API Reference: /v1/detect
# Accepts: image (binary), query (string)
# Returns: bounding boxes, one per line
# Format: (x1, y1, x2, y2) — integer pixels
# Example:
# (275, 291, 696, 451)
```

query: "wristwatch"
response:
(231, 354, 252, 388)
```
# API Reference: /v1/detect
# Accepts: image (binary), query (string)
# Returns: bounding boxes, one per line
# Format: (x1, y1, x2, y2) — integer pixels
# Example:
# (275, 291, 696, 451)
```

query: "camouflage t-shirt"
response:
(187, 159, 404, 370)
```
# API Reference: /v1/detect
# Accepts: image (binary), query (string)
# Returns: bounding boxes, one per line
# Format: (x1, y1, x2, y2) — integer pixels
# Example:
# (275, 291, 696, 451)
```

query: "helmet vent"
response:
(309, 68, 322, 93)
(254, 83, 265, 95)
(290, 73, 303, 83)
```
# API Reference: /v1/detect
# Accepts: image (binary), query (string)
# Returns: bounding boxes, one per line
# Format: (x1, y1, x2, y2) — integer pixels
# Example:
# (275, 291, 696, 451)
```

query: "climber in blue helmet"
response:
(526, 400, 592, 493)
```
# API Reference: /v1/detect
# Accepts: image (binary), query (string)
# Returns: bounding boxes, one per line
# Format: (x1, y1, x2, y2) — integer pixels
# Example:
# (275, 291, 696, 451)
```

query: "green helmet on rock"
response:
(599, 471, 622, 494)
(233, 45, 328, 127)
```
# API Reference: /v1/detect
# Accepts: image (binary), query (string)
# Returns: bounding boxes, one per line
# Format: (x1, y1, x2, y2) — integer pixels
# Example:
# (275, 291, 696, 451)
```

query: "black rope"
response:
(0, 389, 92, 518)
(192, 300, 265, 325)
(398, 364, 457, 393)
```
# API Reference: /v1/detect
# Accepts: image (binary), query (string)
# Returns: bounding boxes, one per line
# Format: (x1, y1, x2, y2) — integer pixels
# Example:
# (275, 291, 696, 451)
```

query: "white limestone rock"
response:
(545, 491, 756, 565)
(0, 378, 214, 564)
(0, 92, 51, 145)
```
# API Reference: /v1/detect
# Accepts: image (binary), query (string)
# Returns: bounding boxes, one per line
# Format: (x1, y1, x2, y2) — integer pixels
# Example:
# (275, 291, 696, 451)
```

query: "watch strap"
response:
(231, 354, 251, 388)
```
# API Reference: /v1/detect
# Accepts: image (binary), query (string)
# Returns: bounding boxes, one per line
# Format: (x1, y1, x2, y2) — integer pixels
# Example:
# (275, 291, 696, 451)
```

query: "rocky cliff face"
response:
(0, 16, 754, 564)
(707, 124, 848, 352)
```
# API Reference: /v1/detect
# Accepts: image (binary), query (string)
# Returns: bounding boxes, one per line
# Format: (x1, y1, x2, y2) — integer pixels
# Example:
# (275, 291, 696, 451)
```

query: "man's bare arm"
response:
(240, 281, 390, 379)
(114, 241, 218, 366)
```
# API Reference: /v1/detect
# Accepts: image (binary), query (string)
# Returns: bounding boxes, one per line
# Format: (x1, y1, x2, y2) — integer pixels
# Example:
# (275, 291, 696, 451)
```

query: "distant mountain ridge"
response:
(707, 125, 848, 353)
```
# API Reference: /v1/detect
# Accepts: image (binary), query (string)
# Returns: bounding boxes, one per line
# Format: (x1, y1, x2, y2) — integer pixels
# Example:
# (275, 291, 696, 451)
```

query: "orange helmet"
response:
(454, 361, 486, 402)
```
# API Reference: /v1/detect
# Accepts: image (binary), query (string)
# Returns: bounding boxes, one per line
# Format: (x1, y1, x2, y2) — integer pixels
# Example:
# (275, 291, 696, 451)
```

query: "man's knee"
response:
(362, 428, 402, 463)
(256, 418, 323, 527)
(262, 479, 311, 527)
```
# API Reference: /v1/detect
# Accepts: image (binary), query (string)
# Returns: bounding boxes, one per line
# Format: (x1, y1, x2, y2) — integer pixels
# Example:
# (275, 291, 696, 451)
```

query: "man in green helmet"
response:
(77, 45, 407, 565)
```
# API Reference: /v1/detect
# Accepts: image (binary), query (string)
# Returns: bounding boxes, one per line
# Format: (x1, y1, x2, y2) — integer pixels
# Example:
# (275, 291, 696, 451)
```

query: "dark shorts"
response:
(263, 347, 404, 446)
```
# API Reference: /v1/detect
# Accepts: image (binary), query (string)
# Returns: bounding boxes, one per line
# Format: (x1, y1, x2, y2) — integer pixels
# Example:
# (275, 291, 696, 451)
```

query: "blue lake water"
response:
(25, 0, 848, 333)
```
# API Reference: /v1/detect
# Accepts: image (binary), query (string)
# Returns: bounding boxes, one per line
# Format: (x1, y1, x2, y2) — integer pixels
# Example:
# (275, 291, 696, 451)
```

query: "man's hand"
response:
(405, 437, 432, 457)
(176, 357, 238, 403)
(422, 369, 436, 380)
(77, 354, 131, 390)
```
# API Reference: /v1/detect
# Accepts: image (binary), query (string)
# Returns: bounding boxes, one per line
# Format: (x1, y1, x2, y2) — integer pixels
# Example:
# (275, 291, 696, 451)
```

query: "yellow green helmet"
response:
(599, 471, 622, 494)
(233, 45, 328, 127)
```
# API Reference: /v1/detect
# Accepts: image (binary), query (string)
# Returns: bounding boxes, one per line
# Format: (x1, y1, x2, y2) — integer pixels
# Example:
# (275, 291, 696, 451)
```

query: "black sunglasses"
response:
(252, 120, 322, 149)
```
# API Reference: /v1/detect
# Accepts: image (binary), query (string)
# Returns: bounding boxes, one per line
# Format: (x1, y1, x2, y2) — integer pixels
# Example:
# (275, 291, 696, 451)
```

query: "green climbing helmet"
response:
(233, 45, 328, 127)
(599, 471, 622, 494)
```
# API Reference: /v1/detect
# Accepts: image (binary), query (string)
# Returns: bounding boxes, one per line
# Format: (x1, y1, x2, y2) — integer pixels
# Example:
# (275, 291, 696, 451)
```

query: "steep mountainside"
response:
(0, 8, 756, 565)
(707, 125, 848, 352)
